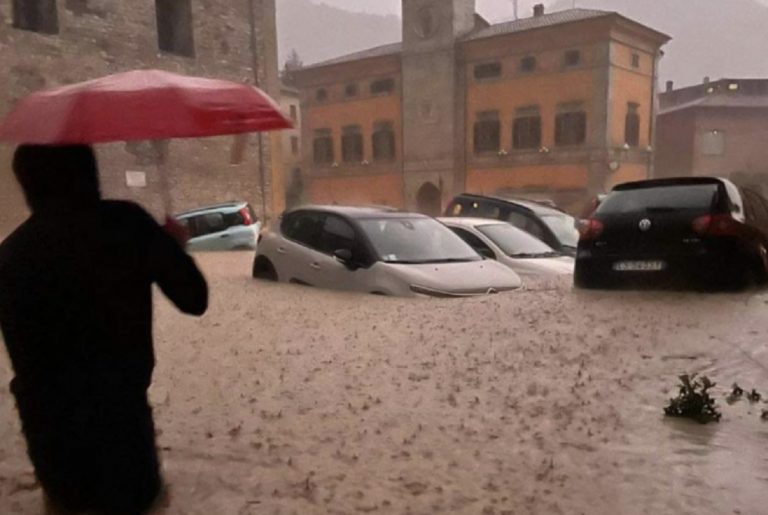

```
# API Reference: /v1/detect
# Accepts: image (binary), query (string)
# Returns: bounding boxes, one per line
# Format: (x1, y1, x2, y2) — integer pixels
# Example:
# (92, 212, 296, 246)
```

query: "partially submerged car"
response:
(445, 193, 579, 256)
(253, 206, 522, 297)
(575, 177, 768, 290)
(175, 201, 260, 252)
(439, 217, 574, 277)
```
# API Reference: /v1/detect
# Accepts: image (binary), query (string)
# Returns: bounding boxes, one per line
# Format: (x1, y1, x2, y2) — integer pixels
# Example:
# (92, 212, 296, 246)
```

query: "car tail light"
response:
(692, 214, 741, 236)
(240, 207, 253, 226)
(578, 218, 604, 242)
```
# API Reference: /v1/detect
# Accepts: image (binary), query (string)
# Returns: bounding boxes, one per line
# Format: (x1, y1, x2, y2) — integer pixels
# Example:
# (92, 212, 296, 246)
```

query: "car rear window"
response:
(223, 211, 245, 227)
(597, 184, 722, 215)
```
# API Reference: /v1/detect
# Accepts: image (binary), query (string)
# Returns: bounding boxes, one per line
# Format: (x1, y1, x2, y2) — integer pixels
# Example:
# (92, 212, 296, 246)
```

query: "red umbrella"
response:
(0, 69, 291, 144)
(0, 69, 292, 216)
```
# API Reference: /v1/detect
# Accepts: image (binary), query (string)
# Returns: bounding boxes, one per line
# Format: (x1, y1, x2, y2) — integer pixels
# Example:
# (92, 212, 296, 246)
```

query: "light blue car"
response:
(175, 201, 261, 252)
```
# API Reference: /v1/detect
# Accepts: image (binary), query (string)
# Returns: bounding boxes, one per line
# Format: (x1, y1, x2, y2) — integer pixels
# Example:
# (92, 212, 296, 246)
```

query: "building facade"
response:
(0, 0, 283, 234)
(295, 1, 670, 215)
(279, 83, 304, 208)
(655, 78, 768, 195)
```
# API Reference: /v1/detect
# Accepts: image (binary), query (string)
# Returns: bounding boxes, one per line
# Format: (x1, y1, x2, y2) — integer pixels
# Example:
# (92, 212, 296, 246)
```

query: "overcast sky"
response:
(310, 0, 541, 20)
(311, 0, 768, 21)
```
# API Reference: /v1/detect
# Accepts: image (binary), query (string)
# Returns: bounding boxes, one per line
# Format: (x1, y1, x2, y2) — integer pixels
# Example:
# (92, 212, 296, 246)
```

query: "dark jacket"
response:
(0, 199, 208, 512)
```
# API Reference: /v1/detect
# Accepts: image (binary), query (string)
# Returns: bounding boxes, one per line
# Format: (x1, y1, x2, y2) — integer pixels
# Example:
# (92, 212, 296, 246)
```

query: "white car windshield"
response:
(476, 223, 558, 257)
(359, 218, 482, 264)
(540, 214, 579, 248)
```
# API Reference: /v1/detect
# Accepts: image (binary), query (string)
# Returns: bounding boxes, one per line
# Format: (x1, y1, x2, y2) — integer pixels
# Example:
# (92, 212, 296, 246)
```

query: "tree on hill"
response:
(281, 49, 304, 87)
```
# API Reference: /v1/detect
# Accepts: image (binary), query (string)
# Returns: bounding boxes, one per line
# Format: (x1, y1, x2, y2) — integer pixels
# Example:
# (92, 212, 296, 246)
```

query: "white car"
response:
(438, 217, 574, 277)
(176, 201, 261, 251)
(252, 206, 522, 297)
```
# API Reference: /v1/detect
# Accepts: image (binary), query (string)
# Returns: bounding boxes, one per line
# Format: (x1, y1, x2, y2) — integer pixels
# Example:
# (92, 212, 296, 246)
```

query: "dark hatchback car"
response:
(575, 177, 768, 290)
(445, 194, 579, 256)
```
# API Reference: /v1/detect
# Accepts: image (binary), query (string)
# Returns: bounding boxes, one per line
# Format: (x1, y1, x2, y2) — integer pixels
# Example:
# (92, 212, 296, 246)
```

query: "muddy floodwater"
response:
(2, 252, 767, 514)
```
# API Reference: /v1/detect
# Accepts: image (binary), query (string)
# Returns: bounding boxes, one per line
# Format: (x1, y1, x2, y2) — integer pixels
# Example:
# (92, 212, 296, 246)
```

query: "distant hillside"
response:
(550, 0, 768, 86)
(276, 0, 768, 87)
(276, 0, 400, 68)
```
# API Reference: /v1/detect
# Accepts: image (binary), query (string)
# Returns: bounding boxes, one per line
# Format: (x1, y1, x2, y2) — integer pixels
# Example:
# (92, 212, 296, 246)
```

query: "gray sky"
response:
(310, 0, 542, 20)
(311, 0, 768, 21)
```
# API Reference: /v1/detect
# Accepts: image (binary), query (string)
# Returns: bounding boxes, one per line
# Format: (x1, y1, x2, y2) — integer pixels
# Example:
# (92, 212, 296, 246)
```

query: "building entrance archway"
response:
(416, 182, 442, 216)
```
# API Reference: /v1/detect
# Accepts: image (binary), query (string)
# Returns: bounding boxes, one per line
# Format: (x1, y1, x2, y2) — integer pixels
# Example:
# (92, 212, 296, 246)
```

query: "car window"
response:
(319, 215, 356, 255)
(464, 200, 502, 219)
(476, 223, 555, 256)
(598, 184, 722, 214)
(723, 181, 744, 219)
(506, 211, 546, 240)
(449, 227, 496, 259)
(448, 201, 464, 216)
(359, 217, 481, 264)
(223, 211, 245, 228)
(282, 211, 326, 250)
(540, 214, 579, 248)
(190, 213, 226, 237)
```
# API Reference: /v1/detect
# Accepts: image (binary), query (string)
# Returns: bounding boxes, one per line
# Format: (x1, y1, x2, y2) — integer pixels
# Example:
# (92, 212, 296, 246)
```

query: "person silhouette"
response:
(0, 145, 208, 514)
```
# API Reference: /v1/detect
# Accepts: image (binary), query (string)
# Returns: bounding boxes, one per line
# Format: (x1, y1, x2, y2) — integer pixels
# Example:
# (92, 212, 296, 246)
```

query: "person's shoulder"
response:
(0, 221, 33, 270)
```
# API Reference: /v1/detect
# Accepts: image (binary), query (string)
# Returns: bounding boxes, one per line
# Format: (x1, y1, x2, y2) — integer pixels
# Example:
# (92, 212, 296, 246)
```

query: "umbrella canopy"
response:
(0, 69, 292, 145)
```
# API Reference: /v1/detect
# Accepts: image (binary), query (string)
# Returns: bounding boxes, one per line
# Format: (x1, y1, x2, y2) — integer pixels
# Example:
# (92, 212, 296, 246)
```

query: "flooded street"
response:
(2, 252, 767, 515)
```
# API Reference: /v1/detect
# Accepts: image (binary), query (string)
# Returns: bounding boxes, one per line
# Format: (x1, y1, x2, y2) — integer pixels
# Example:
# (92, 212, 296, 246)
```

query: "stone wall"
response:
(0, 0, 280, 235)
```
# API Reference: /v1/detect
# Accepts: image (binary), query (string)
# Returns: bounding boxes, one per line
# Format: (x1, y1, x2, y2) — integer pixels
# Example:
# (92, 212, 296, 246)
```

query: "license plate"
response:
(613, 260, 666, 272)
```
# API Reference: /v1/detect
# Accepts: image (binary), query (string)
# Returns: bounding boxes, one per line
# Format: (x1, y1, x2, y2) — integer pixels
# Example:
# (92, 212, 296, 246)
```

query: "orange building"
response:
(295, 2, 670, 215)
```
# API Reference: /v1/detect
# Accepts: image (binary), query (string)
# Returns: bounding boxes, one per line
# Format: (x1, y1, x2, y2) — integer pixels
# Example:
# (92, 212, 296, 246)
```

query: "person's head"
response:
(12, 144, 101, 212)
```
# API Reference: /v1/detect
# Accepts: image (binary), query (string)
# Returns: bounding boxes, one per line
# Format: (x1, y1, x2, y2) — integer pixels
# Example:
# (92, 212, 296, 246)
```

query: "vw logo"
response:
(639, 219, 652, 232)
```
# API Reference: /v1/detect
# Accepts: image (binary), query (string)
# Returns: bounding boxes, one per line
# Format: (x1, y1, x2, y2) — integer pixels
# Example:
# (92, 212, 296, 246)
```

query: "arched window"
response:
(625, 103, 641, 147)
(513, 106, 542, 150)
(342, 125, 364, 163)
(555, 103, 587, 146)
(313, 129, 334, 165)
(372, 122, 396, 161)
(474, 111, 501, 154)
(156, 0, 195, 57)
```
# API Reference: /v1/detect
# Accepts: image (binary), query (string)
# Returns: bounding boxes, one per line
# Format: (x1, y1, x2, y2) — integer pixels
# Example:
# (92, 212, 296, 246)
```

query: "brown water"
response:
(1, 253, 767, 514)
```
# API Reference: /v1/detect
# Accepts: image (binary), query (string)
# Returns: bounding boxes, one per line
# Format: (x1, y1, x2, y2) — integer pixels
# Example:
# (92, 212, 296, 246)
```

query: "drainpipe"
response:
(648, 49, 662, 179)
(248, 0, 269, 220)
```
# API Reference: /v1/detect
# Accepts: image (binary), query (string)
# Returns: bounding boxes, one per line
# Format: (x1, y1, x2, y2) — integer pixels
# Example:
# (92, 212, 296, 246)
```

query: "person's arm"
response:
(147, 216, 208, 316)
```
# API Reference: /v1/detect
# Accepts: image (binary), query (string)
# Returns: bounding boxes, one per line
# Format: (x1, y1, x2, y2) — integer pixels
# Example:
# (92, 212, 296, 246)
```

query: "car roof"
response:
(286, 205, 428, 220)
(438, 217, 510, 228)
(454, 193, 568, 216)
(612, 176, 730, 192)
(176, 201, 247, 217)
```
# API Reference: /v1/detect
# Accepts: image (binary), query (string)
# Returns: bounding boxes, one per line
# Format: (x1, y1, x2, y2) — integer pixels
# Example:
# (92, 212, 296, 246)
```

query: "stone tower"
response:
(401, 0, 476, 215)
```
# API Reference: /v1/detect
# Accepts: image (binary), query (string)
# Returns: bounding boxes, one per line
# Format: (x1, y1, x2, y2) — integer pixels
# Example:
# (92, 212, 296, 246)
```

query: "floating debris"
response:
(726, 383, 745, 404)
(664, 374, 722, 424)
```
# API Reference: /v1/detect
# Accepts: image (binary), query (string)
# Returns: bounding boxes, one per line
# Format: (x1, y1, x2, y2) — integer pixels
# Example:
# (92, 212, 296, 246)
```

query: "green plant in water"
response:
(664, 374, 722, 424)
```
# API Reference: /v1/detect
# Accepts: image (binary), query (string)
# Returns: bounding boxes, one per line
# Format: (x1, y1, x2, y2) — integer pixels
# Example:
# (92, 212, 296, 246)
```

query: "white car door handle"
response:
(310, 263, 321, 270)
(277, 247, 288, 254)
